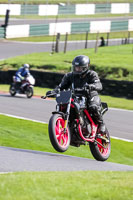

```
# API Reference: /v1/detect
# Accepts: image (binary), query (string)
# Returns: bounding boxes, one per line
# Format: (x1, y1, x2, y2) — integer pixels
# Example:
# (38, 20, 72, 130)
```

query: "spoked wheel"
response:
(9, 84, 16, 96)
(26, 87, 33, 98)
(48, 114, 70, 152)
(89, 128, 111, 161)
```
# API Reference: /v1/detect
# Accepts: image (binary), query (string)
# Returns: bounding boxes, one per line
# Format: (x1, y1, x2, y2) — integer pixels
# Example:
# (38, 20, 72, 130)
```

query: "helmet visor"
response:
(73, 66, 84, 73)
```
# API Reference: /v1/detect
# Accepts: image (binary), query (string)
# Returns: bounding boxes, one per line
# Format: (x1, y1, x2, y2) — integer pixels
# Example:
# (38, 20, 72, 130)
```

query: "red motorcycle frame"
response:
(43, 89, 111, 161)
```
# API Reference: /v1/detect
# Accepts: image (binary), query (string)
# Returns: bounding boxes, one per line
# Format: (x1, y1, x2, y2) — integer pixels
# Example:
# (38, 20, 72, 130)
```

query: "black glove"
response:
(89, 84, 96, 91)
(84, 83, 96, 91)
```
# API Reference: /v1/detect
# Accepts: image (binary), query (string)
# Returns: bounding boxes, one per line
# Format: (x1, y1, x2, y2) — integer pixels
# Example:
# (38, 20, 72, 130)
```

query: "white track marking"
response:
(109, 107, 133, 113)
(0, 172, 13, 175)
(111, 136, 133, 142)
(0, 112, 47, 124)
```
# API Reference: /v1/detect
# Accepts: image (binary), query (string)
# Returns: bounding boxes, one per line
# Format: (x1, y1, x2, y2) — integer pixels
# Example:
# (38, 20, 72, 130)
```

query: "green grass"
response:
(3, 13, 133, 20)
(100, 95, 133, 110)
(0, 0, 133, 4)
(0, 114, 133, 166)
(1, 84, 133, 110)
(8, 31, 133, 42)
(0, 171, 133, 200)
(1, 44, 133, 80)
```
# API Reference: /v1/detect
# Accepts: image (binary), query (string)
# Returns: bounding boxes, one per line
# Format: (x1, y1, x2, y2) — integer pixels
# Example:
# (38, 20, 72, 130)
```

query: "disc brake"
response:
(94, 140, 105, 148)
(95, 134, 110, 148)
(97, 134, 110, 143)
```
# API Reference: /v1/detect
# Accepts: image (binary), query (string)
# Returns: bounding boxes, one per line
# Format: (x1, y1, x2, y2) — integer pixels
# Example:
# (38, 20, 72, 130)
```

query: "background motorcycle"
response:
(9, 75, 35, 98)
(42, 87, 111, 161)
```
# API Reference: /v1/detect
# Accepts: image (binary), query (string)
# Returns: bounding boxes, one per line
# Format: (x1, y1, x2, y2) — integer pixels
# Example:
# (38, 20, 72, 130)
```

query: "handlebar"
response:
(41, 92, 57, 99)
(41, 86, 90, 100)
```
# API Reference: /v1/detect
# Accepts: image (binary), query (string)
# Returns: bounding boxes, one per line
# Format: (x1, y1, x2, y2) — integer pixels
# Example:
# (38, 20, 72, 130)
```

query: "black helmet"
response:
(72, 55, 90, 75)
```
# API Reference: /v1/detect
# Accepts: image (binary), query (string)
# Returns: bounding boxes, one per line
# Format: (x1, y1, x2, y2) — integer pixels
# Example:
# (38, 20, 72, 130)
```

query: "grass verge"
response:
(8, 31, 133, 42)
(3, 13, 133, 20)
(0, 0, 133, 4)
(0, 114, 133, 166)
(0, 171, 133, 200)
(0, 45, 133, 80)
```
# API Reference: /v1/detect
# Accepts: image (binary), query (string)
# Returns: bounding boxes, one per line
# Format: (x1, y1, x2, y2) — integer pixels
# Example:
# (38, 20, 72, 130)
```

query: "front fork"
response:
(63, 98, 71, 132)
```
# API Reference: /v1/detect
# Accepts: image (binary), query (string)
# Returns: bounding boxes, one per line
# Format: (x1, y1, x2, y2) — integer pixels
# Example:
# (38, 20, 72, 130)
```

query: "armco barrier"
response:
(0, 27, 4, 38)
(0, 70, 133, 99)
(5, 19, 133, 38)
(0, 3, 133, 16)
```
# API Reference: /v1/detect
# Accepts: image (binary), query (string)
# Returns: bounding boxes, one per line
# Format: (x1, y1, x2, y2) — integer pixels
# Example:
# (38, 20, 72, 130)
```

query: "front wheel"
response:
(26, 86, 33, 98)
(9, 84, 16, 96)
(48, 114, 70, 152)
(89, 128, 111, 161)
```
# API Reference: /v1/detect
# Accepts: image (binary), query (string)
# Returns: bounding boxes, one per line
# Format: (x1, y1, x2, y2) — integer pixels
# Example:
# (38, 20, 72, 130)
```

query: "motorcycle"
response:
(9, 74, 35, 98)
(42, 86, 111, 161)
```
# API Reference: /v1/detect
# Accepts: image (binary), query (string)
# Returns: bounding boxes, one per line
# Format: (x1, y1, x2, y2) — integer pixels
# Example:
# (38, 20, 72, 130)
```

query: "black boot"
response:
(94, 113, 106, 133)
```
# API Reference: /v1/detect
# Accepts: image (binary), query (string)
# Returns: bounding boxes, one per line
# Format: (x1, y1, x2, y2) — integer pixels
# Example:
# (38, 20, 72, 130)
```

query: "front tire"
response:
(26, 86, 33, 98)
(48, 114, 70, 152)
(89, 128, 111, 161)
(9, 84, 16, 96)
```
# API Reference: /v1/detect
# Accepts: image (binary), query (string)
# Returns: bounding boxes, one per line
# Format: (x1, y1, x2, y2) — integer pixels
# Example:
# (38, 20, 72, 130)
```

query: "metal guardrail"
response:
(1, 20, 133, 38)
(0, 27, 4, 38)
(0, 3, 133, 16)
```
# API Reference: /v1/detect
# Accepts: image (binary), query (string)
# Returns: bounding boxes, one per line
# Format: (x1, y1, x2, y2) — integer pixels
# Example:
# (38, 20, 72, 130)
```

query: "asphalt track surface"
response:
(0, 16, 133, 25)
(0, 93, 133, 172)
(1, 146, 133, 172)
(1, 38, 130, 61)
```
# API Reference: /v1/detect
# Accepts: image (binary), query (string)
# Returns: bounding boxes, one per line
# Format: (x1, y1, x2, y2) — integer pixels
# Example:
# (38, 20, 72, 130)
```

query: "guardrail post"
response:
(106, 32, 109, 46)
(85, 31, 88, 49)
(64, 32, 68, 53)
(128, 31, 130, 44)
(55, 33, 60, 53)
(95, 32, 99, 53)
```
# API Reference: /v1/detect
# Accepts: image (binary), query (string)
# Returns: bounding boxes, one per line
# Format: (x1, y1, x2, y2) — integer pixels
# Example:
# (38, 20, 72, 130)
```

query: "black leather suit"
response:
(57, 70, 104, 125)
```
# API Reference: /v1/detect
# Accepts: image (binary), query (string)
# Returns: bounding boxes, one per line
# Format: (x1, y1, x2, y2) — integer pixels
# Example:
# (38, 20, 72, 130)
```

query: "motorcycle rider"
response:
(14, 63, 30, 90)
(47, 55, 105, 133)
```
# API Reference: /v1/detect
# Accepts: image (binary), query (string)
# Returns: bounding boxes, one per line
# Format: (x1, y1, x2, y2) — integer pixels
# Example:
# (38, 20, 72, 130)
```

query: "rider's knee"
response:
(89, 104, 101, 117)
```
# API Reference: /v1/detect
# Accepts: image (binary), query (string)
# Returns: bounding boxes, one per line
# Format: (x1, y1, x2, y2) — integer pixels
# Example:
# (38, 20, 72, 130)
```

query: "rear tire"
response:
(26, 87, 33, 98)
(48, 114, 70, 152)
(89, 128, 111, 161)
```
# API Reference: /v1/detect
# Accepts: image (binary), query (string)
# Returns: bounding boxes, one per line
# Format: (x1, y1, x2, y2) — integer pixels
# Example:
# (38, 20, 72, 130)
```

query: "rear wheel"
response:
(9, 84, 16, 96)
(89, 128, 111, 161)
(26, 86, 33, 98)
(48, 114, 70, 152)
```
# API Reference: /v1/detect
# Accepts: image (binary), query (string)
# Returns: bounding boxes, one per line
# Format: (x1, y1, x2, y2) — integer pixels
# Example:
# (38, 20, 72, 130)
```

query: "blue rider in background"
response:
(14, 63, 30, 90)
